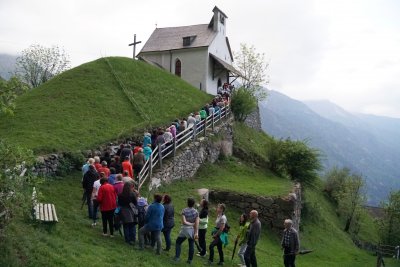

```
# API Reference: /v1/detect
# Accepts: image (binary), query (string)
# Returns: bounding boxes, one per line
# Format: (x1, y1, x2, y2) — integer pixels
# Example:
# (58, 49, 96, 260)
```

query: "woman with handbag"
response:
(118, 182, 138, 245)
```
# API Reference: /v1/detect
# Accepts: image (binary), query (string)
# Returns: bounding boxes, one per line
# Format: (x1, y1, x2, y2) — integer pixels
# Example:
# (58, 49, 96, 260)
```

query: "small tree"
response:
(337, 174, 365, 232)
(324, 167, 351, 202)
(16, 44, 70, 88)
(323, 167, 366, 233)
(230, 87, 257, 122)
(378, 190, 400, 245)
(0, 140, 35, 235)
(267, 138, 321, 184)
(0, 77, 28, 115)
(234, 43, 269, 101)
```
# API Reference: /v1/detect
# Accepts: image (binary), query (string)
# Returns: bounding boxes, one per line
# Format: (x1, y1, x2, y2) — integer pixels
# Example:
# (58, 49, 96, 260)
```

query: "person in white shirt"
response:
(187, 114, 196, 128)
(91, 172, 103, 226)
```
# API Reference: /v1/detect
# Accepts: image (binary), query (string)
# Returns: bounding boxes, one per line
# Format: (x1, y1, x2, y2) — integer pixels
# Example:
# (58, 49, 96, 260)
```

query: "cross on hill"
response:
(128, 34, 141, 59)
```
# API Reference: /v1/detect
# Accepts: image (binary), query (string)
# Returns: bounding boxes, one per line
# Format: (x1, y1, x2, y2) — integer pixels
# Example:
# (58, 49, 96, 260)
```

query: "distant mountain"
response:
(0, 53, 17, 80)
(260, 90, 400, 205)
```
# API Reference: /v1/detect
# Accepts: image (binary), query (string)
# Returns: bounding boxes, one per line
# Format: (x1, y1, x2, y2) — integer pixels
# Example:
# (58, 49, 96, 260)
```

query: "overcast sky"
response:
(1, 0, 399, 118)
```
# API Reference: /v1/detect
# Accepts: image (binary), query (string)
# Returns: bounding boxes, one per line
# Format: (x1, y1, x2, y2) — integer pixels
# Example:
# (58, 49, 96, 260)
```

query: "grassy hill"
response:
(2, 124, 397, 267)
(0, 57, 212, 154)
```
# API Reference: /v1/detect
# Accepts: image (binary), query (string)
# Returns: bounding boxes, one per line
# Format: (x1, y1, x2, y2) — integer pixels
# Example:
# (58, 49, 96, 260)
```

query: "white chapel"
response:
(138, 6, 242, 95)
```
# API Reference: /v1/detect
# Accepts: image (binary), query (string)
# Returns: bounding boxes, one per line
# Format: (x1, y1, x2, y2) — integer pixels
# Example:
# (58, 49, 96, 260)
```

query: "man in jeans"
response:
(138, 194, 165, 255)
(173, 198, 199, 264)
(244, 210, 261, 267)
(281, 219, 299, 267)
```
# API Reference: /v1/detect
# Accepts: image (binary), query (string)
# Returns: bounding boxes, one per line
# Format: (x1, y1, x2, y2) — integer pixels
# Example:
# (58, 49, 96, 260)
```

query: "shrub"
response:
(266, 138, 321, 184)
(230, 87, 257, 122)
(0, 140, 36, 235)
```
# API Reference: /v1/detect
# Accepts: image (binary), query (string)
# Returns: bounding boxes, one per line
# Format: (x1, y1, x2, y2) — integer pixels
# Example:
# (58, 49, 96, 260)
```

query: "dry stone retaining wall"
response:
(208, 183, 301, 232)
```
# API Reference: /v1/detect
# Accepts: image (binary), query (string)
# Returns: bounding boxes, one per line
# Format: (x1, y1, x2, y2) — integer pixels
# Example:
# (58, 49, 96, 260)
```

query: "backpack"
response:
(129, 203, 139, 224)
(137, 205, 146, 225)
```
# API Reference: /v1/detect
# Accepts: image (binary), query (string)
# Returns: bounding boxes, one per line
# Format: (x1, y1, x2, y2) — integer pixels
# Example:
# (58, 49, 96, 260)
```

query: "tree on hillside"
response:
(378, 190, 400, 245)
(324, 167, 351, 202)
(234, 43, 269, 101)
(0, 76, 28, 115)
(267, 138, 321, 184)
(15, 44, 70, 88)
(324, 167, 366, 233)
(230, 87, 258, 122)
(338, 174, 365, 232)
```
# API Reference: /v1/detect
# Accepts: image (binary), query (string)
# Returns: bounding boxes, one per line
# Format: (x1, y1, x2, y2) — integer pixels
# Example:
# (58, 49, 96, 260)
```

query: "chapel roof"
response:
(139, 24, 217, 53)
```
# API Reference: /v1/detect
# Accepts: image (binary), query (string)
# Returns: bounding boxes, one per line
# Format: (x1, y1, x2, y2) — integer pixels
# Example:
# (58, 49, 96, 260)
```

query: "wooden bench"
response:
(32, 187, 58, 223)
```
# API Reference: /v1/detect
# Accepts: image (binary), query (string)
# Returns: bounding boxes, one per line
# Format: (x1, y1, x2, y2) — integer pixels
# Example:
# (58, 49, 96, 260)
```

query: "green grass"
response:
(232, 122, 273, 164)
(3, 164, 396, 267)
(179, 157, 292, 197)
(0, 57, 212, 154)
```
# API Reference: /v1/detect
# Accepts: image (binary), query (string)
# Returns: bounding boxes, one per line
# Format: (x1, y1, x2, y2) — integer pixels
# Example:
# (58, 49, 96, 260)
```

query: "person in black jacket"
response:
(82, 165, 99, 219)
(197, 199, 209, 257)
(244, 210, 261, 267)
(162, 194, 175, 251)
(118, 182, 138, 245)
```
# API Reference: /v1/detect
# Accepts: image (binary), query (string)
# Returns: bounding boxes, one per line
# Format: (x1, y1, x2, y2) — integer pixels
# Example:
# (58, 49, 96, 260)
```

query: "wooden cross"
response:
(128, 34, 142, 59)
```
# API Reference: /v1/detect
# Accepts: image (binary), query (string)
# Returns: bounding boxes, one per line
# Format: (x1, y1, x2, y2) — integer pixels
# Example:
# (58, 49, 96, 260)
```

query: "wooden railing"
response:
(137, 105, 231, 192)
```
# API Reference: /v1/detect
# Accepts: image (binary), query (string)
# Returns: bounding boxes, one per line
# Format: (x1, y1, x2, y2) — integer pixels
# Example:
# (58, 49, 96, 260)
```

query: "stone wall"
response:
(208, 183, 301, 232)
(149, 121, 234, 189)
(35, 154, 64, 176)
(244, 105, 262, 131)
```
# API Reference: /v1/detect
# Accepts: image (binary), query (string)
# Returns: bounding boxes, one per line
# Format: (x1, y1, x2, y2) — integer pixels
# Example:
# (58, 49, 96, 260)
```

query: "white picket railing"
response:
(137, 104, 231, 192)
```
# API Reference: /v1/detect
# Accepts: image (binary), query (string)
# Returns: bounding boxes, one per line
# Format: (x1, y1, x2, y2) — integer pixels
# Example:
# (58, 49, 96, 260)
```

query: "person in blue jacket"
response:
(143, 133, 152, 148)
(143, 144, 152, 161)
(138, 193, 165, 255)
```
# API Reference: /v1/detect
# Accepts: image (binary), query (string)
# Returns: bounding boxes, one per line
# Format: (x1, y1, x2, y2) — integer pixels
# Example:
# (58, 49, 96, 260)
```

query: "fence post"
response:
(193, 122, 197, 141)
(149, 152, 153, 179)
(158, 143, 163, 169)
(203, 117, 207, 137)
(212, 112, 215, 131)
(173, 137, 177, 158)
(219, 107, 222, 122)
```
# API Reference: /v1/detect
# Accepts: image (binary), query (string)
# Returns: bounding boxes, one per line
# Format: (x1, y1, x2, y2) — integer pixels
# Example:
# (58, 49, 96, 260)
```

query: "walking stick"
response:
(231, 238, 239, 260)
(81, 191, 87, 209)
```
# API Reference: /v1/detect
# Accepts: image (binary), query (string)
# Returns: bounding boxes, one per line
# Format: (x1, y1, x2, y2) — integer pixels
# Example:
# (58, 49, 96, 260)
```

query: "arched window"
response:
(175, 59, 181, 77)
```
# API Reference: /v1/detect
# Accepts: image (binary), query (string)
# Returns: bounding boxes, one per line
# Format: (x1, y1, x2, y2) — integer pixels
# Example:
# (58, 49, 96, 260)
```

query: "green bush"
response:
(266, 138, 321, 184)
(56, 151, 85, 176)
(230, 87, 257, 122)
(0, 140, 36, 235)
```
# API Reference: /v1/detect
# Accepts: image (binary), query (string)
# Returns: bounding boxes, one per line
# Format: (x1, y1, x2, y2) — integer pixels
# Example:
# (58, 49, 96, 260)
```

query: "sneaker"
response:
(109, 235, 114, 238)
(206, 261, 213, 265)
(91, 222, 97, 227)
(197, 252, 206, 257)
(173, 257, 180, 262)
(217, 262, 224, 266)
(186, 260, 192, 265)
(102, 233, 108, 237)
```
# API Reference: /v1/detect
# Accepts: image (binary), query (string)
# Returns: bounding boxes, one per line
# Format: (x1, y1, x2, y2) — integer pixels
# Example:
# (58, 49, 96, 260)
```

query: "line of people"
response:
(82, 158, 299, 267)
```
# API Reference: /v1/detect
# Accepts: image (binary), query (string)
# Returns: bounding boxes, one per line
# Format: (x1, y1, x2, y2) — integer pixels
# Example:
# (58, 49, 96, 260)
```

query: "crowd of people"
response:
(80, 91, 300, 266)
(82, 157, 299, 267)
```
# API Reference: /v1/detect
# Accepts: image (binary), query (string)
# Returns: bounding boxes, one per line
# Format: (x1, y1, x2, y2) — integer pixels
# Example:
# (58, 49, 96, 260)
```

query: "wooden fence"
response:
(137, 105, 231, 192)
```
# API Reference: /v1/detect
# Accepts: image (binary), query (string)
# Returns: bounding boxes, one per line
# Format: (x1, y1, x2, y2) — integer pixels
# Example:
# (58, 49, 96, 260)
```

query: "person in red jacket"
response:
(122, 156, 134, 179)
(94, 156, 102, 172)
(99, 161, 110, 177)
(97, 177, 117, 237)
